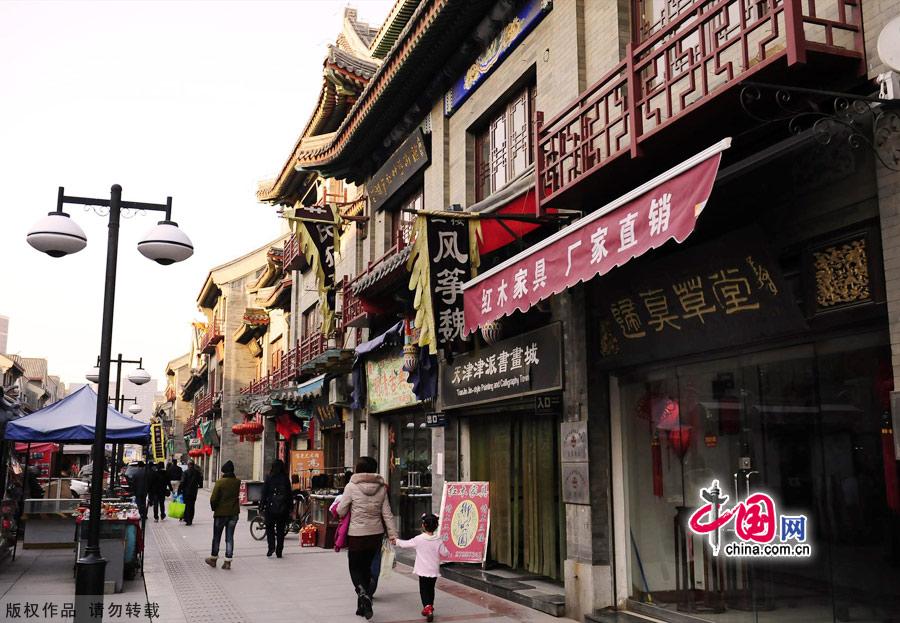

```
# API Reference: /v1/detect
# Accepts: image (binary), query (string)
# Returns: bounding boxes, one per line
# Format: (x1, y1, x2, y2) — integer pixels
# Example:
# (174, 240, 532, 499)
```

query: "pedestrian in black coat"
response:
(177, 461, 203, 526)
(149, 462, 172, 522)
(130, 461, 150, 520)
(260, 459, 292, 558)
(166, 460, 183, 491)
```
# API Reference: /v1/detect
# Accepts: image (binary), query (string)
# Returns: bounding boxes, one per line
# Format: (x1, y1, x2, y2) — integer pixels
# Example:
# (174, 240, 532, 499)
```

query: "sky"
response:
(0, 0, 394, 388)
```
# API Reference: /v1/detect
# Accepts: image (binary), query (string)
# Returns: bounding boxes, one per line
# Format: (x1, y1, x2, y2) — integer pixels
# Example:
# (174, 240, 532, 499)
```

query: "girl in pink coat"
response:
(395, 513, 441, 622)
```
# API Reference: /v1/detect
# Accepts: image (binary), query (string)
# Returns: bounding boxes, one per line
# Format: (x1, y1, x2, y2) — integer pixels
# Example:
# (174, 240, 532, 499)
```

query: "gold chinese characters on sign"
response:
(813, 239, 870, 308)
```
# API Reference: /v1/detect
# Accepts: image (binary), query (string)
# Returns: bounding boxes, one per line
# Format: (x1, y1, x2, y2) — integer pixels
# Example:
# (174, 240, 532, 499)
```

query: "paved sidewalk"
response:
(143, 489, 573, 623)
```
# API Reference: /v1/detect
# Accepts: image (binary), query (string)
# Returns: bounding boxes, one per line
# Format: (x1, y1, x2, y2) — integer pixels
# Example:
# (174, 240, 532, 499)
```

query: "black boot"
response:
(355, 585, 373, 619)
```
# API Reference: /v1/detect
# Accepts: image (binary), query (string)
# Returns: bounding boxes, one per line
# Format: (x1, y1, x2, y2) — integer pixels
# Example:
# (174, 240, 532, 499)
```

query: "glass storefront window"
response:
(622, 334, 900, 621)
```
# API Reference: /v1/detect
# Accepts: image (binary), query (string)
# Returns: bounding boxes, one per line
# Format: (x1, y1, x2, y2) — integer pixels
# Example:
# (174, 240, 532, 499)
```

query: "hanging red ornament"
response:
(668, 426, 692, 459)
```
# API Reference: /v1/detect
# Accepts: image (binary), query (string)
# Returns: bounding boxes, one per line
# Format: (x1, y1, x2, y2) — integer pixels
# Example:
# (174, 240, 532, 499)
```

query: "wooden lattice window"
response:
(475, 86, 535, 202)
(392, 188, 422, 247)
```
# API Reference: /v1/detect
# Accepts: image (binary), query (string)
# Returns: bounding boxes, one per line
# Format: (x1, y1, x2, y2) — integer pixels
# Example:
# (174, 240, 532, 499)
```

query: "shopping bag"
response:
(379, 538, 395, 580)
(167, 494, 185, 519)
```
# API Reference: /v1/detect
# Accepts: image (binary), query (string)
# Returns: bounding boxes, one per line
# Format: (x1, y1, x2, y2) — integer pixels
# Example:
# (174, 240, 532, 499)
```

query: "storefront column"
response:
(552, 284, 614, 619)
(878, 163, 900, 460)
(430, 426, 446, 515)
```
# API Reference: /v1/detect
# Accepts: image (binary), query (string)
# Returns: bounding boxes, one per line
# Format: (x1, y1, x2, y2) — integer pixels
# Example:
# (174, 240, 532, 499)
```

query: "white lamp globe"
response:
(85, 366, 101, 384)
(137, 220, 193, 265)
(26, 212, 87, 258)
(128, 404, 143, 415)
(127, 368, 151, 386)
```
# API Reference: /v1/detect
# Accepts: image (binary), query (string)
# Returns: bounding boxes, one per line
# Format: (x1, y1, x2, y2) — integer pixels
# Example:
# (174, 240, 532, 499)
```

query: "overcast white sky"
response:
(0, 0, 394, 387)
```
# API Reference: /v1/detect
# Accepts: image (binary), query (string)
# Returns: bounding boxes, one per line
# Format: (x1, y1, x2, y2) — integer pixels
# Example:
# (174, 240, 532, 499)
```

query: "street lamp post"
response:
(27, 185, 192, 622)
(88, 355, 150, 491)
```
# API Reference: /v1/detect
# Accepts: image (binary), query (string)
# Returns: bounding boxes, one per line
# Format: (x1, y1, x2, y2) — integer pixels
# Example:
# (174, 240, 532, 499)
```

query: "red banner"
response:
(438, 481, 490, 563)
(463, 140, 729, 334)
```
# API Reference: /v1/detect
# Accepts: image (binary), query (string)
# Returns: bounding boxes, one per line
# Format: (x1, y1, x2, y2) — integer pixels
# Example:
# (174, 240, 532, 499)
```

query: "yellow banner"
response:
(150, 423, 166, 464)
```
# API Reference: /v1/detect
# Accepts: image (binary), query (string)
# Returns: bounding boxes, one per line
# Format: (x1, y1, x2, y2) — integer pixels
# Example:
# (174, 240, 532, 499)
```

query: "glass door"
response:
(387, 412, 432, 539)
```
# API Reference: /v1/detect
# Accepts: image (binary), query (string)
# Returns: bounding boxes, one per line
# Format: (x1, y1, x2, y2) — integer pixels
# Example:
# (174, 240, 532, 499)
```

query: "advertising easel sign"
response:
(437, 482, 490, 563)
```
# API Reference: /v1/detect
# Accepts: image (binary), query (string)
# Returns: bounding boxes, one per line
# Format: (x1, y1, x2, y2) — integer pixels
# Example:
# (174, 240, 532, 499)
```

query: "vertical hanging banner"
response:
(287, 203, 338, 332)
(429, 216, 471, 348)
(409, 215, 479, 354)
(150, 423, 166, 464)
(438, 481, 491, 563)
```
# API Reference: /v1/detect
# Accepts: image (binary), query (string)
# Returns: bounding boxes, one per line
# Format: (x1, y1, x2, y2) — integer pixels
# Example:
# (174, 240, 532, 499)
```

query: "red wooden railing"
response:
(283, 233, 302, 271)
(200, 320, 224, 354)
(536, 0, 864, 207)
(342, 237, 410, 327)
(239, 323, 344, 394)
(195, 392, 214, 417)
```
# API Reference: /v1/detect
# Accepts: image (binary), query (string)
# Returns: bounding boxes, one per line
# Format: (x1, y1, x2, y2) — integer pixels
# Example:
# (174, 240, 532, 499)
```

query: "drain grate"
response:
(152, 526, 247, 622)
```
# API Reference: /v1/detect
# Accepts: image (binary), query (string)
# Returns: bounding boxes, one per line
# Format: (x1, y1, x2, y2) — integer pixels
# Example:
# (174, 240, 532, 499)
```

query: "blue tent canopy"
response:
(4, 385, 149, 444)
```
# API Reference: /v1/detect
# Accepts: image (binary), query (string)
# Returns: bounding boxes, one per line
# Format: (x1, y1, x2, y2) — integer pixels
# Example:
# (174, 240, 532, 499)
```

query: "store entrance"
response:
(621, 333, 900, 622)
(470, 411, 564, 580)
(386, 412, 433, 539)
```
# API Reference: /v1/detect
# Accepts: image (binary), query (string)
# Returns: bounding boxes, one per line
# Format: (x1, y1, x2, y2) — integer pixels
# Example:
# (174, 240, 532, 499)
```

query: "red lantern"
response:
(202, 445, 213, 456)
(245, 421, 263, 436)
(668, 426, 692, 458)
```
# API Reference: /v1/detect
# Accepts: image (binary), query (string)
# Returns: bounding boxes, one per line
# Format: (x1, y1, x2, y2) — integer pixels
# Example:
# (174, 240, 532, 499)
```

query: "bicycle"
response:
(249, 491, 311, 540)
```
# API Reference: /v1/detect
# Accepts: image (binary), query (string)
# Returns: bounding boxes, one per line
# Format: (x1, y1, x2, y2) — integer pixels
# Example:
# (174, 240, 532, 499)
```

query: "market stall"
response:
(3, 385, 149, 586)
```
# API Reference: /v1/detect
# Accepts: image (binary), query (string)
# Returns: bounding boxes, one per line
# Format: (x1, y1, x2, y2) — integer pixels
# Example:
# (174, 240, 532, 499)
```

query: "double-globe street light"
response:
(27, 185, 192, 620)
(87, 355, 150, 490)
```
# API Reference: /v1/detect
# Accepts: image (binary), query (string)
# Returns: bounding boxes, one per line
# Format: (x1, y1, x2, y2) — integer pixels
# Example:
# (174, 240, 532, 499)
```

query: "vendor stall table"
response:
(310, 492, 339, 549)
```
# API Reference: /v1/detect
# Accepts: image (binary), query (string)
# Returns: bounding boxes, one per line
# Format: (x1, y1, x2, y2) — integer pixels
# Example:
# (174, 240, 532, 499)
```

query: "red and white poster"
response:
(438, 481, 490, 563)
(463, 139, 730, 334)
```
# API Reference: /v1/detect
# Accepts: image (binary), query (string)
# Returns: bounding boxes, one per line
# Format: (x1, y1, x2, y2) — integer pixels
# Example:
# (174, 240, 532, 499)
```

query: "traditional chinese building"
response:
(178, 236, 288, 484)
(256, 0, 900, 621)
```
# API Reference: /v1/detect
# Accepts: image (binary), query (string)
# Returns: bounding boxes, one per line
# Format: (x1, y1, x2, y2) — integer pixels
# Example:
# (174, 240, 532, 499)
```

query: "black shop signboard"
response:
(593, 227, 807, 368)
(369, 129, 429, 212)
(440, 323, 563, 409)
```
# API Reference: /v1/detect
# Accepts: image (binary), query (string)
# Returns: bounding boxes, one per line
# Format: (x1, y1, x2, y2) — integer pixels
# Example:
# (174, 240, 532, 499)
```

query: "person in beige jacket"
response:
(337, 456, 397, 620)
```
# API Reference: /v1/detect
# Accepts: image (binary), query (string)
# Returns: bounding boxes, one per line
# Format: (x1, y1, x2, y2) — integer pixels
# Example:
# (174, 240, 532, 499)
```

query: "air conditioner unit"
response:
(329, 374, 353, 407)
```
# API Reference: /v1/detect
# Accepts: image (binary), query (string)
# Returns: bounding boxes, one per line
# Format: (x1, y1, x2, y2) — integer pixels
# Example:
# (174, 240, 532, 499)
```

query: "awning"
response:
(269, 374, 326, 403)
(462, 139, 730, 334)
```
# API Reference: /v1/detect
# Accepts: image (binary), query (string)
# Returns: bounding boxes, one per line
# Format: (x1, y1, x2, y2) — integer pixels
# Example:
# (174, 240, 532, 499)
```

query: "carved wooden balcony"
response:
(199, 320, 224, 354)
(283, 233, 303, 272)
(536, 0, 864, 208)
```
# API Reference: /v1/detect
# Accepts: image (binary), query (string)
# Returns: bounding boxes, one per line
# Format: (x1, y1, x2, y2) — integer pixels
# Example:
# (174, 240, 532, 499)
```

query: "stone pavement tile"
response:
(137, 489, 574, 623)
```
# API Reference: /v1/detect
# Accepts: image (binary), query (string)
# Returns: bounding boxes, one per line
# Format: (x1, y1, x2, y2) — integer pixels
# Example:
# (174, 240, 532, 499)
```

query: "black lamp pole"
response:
(57, 185, 175, 623)
(95, 354, 143, 491)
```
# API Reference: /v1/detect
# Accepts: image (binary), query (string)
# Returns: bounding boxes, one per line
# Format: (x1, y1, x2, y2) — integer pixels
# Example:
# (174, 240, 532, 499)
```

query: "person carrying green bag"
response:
(168, 493, 185, 519)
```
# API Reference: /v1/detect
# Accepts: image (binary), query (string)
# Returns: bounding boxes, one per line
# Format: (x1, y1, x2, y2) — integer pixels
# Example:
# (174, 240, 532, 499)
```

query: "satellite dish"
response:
(878, 15, 900, 72)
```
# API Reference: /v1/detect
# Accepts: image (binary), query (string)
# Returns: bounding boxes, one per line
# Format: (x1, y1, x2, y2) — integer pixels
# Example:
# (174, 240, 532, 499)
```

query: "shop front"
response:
(365, 346, 431, 539)
(440, 322, 566, 580)
(590, 144, 900, 621)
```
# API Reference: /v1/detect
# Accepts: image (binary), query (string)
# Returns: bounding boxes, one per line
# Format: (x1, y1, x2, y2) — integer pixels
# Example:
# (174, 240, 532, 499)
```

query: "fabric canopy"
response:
(462, 139, 730, 333)
(4, 385, 150, 444)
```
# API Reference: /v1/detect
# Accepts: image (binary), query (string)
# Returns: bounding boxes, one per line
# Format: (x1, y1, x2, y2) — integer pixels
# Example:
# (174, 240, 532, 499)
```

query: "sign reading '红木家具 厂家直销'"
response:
(440, 323, 562, 409)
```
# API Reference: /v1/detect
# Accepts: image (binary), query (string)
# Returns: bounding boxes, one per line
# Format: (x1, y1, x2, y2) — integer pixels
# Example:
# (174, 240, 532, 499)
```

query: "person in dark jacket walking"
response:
(205, 460, 240, 570)
(129, 461, 150, 521)
(177, 461, 203, 526)
(260, 459, 292, 558)
(149, 462, 172, 522)
(166, 459, 183, 492)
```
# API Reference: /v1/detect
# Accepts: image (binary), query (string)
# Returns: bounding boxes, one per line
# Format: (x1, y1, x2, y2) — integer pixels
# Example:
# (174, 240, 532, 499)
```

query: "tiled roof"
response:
(288, 0, 501, 181)
(328, 46, 378, 81)
(350, 244, 413, 295)
(9, 355, 47, 382)
(369, 0, 421, 59)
